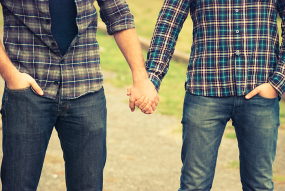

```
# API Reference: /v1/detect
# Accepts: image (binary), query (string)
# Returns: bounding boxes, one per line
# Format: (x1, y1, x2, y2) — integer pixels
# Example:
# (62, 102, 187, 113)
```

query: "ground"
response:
(0, 71, 284, 191)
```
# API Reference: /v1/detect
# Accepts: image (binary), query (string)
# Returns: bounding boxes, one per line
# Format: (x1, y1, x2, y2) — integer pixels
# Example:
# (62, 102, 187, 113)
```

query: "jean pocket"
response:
(255, 94, 278, 100)
(6, 86, 30, 93)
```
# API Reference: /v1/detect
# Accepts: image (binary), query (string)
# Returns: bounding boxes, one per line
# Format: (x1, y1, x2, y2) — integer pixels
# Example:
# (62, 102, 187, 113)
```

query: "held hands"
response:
(127, 79, 159, 114)
(245, 83, 278, 99)
(6, 71, 43, 95)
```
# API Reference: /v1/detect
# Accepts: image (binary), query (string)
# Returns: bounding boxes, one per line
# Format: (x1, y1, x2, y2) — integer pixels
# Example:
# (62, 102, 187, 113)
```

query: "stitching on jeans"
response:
(6, 87, 30, 93)
(206, 134, 223, 190)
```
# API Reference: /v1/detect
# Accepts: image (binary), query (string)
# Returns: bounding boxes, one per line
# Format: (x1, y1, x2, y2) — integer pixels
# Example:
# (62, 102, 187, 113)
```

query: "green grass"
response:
(273, 175, 285, 182)
(279, 101, 285, 124)
(228, 161, 240, 169)
(226, 132, 237, 139)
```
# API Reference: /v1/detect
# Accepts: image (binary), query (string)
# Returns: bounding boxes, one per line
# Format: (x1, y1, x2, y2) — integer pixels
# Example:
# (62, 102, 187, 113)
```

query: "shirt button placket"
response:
(234, 7, 241, 57)
(234, 6, 244, 95)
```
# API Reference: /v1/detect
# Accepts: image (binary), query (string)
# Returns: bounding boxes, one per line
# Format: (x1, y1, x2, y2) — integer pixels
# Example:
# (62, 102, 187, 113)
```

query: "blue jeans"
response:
(179, 92, 279, 191)
(1, 87, 107, 191)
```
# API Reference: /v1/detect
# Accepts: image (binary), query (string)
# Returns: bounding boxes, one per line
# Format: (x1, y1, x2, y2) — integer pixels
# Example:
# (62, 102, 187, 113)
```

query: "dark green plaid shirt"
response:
(146, 0, 285, 97)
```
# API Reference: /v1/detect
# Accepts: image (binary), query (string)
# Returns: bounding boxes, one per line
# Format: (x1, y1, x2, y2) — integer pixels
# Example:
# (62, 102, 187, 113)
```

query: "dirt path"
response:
(0, 72, 284, 190)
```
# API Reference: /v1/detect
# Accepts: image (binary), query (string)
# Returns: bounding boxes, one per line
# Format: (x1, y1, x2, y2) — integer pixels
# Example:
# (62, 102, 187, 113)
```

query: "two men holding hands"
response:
(0, 0, 284, 190)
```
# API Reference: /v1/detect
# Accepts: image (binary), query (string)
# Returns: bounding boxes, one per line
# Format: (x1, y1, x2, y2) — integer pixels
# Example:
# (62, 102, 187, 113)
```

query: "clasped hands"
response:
(127, 79, 159, 114)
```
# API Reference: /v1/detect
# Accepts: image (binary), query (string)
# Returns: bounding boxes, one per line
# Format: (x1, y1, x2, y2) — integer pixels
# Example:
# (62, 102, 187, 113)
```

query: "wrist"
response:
(4, 68, 21, 85)
(132, 70, 149, 84)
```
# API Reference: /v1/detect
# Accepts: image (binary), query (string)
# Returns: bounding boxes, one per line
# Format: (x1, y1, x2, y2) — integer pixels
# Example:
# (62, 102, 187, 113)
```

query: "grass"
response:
(228, 161, 240, 169)
(279, 101, 285, 124)
(226, 132, 237, 139)
(273, 175, 285, 182)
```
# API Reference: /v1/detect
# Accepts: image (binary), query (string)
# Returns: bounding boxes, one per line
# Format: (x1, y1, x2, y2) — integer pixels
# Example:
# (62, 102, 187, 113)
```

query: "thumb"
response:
(127, 87, 131, 96)
(30, 80, 43, 95)
(245, 87, 260, 99)
(129, 97, 135, 112)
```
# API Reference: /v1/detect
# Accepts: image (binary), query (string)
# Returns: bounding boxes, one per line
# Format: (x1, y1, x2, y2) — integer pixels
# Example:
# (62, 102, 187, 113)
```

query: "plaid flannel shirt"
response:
(0, 0, 135, 99)
(146, 0, 285, 97)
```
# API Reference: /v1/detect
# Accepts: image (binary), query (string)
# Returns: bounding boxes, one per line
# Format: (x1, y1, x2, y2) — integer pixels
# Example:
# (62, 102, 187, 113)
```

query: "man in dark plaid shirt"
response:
(0, 0, 158, 190)
(136, 0, 285, 190)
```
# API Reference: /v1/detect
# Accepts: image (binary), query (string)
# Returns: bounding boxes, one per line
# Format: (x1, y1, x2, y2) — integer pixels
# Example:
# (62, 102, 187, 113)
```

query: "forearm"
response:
(113, 28, 148, 84)
(0, 40, 19, 83)
(114, 28, 159, 113)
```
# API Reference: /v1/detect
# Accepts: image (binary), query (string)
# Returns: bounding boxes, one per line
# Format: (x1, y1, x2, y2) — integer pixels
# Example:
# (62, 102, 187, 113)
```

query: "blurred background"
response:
(0, 0, 284, 190)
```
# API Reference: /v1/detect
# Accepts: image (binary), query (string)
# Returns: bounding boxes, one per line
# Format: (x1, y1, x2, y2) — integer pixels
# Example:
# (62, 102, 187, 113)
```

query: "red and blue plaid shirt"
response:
(0, 0, 135, 99)
(146, 0, 285, 97)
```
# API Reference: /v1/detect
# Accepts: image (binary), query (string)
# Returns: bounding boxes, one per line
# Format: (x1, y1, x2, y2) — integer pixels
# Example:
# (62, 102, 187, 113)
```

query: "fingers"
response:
(30, 79, 44, 95)
(144, 108, 153, 114)
(154, 97, 159, 106)
(129, 97, 135, 112)
(135, 96, 153, 114)
(135, 96, 145, 107)
(136, 97, 149, 110)
(151, 102, 156, 111)
(245, 87, 260, 99)
(127, 87, 131, 96)
(141, 101, 153, 114)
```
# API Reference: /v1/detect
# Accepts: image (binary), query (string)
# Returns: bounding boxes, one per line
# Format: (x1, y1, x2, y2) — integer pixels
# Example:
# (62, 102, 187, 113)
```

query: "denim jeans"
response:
(179, 92, 279, 191)
(1, 87, 107, 191)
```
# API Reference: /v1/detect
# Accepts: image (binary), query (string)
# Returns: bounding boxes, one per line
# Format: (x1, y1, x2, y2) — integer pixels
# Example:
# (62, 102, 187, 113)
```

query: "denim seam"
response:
(207, 134, 223, 191)
(2, 90, 8, 115)
(6, 86, 30, 93)
(233, 122, 245, 185)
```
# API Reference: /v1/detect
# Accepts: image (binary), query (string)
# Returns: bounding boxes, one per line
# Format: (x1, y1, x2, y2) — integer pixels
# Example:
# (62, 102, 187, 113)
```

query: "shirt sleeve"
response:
(145, 0, 190, 91)
(269, 1, 285, 95)
(97, 0, 135, 35)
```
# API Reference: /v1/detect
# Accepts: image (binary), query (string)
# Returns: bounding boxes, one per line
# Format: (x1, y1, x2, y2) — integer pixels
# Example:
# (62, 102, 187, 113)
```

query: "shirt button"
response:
(51, 42, 56, 47)
(235, 9, 239, 12)
(54, 81, 59, 85)
(61, 59, 65, 64)
(45, 20, 50, 24)
(236, 30, 239, 33)
(235, 50, 240, 56)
